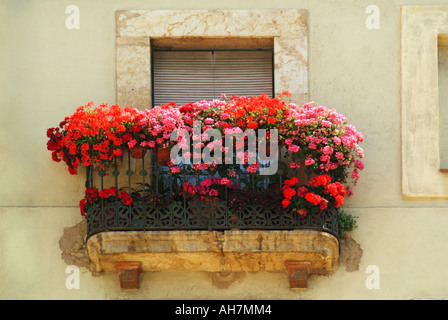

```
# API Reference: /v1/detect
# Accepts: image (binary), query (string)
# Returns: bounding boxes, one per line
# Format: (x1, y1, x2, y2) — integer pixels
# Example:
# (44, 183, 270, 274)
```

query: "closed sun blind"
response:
(152, 50, 273, 106)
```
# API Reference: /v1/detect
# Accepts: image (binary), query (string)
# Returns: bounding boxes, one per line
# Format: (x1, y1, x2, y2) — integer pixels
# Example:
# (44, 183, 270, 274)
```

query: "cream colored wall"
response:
(1, 0, 448, 300)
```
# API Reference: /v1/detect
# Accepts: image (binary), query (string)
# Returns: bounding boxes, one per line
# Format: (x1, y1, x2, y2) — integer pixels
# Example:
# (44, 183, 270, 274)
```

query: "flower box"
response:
(47, 92, 364, 288)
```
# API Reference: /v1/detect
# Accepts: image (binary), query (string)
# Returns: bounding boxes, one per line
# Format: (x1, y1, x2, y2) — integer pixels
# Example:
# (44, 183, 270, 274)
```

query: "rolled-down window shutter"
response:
(152, 50, 273, 106)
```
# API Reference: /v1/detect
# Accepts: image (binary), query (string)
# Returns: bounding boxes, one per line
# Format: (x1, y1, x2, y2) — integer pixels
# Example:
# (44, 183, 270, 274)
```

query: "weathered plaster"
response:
(59, 219, 92, 270)
(339, 238, 363, 272)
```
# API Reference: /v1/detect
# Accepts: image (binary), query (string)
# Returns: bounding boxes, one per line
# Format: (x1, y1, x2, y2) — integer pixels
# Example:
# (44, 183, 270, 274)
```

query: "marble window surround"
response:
(401, 6, 448, 199)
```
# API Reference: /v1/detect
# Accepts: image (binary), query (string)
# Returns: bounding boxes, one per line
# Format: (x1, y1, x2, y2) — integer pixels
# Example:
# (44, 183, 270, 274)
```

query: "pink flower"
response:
(285, 138, 293, 146)
(220, 113, 230, 120)
(201, 179, 212, 187)
(335, 152, 344, 160)
(346, 187, 353, 196)
(288, 145, 300, 153)
(304, 158, 315, 166)
(356, 132, 364, 142)
(183, 182, 196, 195)
(204, 118, 214, 125)
(355, 160, 364, 170)
(127, 139, 137, 149)
(170, 166, 181, 174)
(333, 137, 341, 145)
(351, 168, 360, 180)
(289, 161, 301, 169)
(220, 178, 231, 186)
(321, 120, 332, 127)
(141, 140, 156, 148)
(246, 164, 259, 173)
(320, 154, 330, 162)
(357, 149, 365, 158)
(323, 146, 334, 155)
(328, 162, 338, 170)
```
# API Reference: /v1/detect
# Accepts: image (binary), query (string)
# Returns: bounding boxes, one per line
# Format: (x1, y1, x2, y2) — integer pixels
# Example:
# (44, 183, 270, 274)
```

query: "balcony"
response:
(47, 97, 364, 290)
(84, 150, 340, 290)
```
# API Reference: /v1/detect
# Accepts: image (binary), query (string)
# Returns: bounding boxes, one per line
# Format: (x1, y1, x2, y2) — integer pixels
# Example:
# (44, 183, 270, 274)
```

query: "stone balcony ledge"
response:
(87, 229, 339, 289)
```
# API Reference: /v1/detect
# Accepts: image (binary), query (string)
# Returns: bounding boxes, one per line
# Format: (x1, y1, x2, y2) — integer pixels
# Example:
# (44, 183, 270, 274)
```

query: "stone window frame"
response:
(115, 9, 309, 110)
(401, 6, 448, 199)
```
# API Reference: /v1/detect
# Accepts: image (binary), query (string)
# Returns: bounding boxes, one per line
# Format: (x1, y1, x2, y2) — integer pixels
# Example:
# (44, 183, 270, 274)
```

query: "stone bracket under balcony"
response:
(87, 229, 339, 289)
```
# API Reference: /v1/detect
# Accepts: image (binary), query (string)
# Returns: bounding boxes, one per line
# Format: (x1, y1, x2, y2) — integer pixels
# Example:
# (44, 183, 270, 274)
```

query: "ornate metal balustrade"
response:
(85, 150, 339, 240)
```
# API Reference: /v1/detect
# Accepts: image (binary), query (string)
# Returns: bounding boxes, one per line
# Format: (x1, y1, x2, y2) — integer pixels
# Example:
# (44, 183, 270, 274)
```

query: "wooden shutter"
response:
(152, 50, 273, 106)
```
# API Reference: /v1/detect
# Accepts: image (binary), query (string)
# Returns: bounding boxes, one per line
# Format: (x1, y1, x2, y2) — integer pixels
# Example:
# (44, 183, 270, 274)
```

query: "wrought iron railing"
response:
(85, 150, 339, 239)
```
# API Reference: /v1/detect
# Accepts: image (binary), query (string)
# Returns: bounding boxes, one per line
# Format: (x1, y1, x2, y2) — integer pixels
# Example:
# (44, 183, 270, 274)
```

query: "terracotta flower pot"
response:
(130, 146, 147, 159)
(156, 147, 171, 166)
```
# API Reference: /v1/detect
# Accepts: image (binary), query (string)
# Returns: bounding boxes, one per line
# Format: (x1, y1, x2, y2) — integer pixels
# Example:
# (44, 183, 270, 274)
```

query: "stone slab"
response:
(87, 230, 339, 275)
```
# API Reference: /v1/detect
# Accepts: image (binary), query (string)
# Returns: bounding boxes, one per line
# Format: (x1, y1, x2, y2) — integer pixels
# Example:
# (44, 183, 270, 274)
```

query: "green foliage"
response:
(337, 210, 358, 239)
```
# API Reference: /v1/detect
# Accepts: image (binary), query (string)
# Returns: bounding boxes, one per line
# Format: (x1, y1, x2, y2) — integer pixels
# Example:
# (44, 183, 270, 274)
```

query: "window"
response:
(438, 40, 448, 170)
(152, 49, 274, 106)
(116, 10, 308, 110)
(401, 7, 448, 198)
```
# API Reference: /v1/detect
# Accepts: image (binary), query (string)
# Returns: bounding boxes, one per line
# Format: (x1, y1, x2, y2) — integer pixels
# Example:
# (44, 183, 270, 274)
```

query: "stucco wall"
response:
(1, 0, 448, 300)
